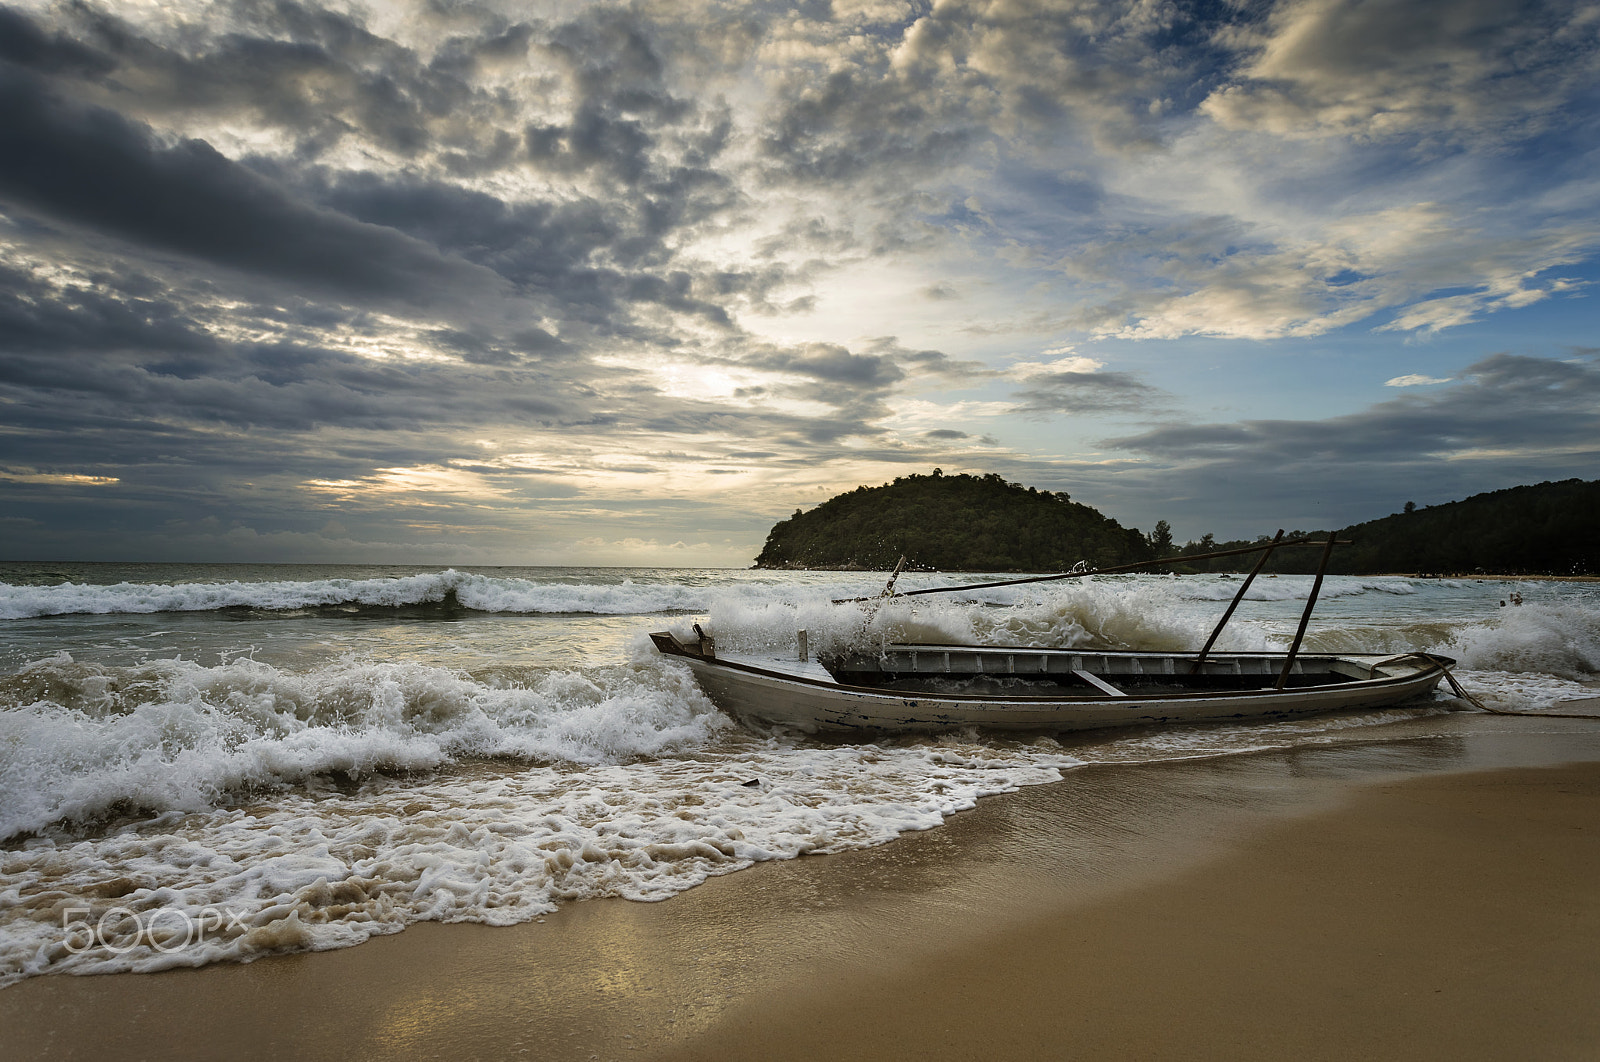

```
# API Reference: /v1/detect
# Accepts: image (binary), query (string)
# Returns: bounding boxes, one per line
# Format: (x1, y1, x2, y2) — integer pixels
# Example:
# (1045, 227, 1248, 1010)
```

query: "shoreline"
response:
(1380, 572, 1600, 582)
(5, 721, 1600, 1060)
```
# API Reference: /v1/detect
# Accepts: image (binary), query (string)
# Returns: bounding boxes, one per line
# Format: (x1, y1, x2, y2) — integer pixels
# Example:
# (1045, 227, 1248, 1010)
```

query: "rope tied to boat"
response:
(1380, 652, 1600, 720)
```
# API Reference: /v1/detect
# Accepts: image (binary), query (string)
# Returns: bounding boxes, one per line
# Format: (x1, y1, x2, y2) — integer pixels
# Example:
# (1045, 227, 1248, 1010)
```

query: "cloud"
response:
(1093, 354, 1600, 533)
(1385, 374, 1450, 387)
(0, 5, 116, 78)
(1110, 353, 1600, 461)
(746, 341, 905, 387)
(1012, 354, 1106, 377)
(0, 67, 501, 305)
(1057, 200, 1598, 341)
(0, 468, 119, 486)
(861, 337, 992, 381)
(1012, 370, 1164, 416)
(1200, 0, 1600, 146)
(1005, 354, 1163, 416)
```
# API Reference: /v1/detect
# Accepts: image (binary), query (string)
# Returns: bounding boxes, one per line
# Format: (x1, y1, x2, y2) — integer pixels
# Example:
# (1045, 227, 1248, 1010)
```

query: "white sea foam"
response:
(0, 570, 734, 619)
(705, 578, 1270, 659)
(0, 720, 1079, 985)
(0, 635, 1088, 986)
(1442, 602, 1600, 679)
(1164, 576, 1421, 602)
(0, 642, 735, 841)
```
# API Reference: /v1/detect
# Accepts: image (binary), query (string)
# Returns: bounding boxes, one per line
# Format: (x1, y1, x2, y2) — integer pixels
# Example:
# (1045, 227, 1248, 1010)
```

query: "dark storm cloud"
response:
(0, 67, 498, 303)
(720, 341, 917, 439)
(1089, 354, 1600, 536)
(27, 0, 505, 159)
(1202, 0, 1599, 145)
(1106, 355, 1600, 462)
(759, 67, 978, 184)
(314, 173, 617, 299)
(1013, 370, 1164, 415)
(749, 343, 905, 387)
(422, 325, 569, 365)
(0, 5, 115, 77)
(297, 140, 743, 327)
(527, 12, 690, 186)
(0, 263, 216, 356)
(0, 0, 743, 331)
(861, 337, 990, 380)
(0, 344, 563, 438)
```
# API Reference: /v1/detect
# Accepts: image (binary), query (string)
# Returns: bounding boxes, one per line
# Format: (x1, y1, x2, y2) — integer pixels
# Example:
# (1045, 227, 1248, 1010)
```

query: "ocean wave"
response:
(1161, 576, 1421, 603)
(1442, 602, 1600, 679)
(0, 639, 1082, 985)
(0, 570, 718, 620)
(705, 582, 1269, 659)
(0, 641, 731, 841)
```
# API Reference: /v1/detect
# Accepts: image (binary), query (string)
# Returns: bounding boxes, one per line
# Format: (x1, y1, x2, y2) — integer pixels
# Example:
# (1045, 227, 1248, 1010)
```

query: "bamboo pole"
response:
(1275, 533, 1340, 689)
(1191, 529, 1284, 674)
(831, 537, 1351, 604)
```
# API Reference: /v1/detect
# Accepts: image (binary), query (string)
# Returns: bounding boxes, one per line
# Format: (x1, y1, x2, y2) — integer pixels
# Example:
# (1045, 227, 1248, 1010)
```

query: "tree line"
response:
(1159, 478, 1599, 576)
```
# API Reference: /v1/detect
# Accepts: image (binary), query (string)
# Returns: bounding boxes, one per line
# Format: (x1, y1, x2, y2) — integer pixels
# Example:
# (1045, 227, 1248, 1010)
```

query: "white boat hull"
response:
(651, 634, 1451, 736)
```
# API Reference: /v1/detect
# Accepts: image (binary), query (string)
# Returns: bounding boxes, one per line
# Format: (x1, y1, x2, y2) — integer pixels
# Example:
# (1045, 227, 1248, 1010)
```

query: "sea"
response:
(2, 562, 1597, 987)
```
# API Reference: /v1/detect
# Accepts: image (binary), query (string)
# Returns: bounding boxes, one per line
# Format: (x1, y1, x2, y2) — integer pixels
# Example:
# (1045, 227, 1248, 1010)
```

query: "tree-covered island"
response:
(754, 473, 1599, 576)
(754, 471, 1152, 571)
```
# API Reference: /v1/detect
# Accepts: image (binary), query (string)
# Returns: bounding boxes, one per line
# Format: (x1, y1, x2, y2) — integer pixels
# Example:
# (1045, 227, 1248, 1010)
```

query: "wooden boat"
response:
(649, 630, 1453, 736)
(650, 532, 1466, 735)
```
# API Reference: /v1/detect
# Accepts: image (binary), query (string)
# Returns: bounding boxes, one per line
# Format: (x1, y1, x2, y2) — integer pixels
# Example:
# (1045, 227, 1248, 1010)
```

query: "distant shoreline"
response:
(1380, 573, 1600, 582)
(755, 563, 1599, 581)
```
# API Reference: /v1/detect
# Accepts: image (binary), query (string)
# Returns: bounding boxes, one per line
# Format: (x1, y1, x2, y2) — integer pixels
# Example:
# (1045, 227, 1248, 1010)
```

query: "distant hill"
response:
(754, 472, 1153, 571)
(1183, 479, 1600, 576)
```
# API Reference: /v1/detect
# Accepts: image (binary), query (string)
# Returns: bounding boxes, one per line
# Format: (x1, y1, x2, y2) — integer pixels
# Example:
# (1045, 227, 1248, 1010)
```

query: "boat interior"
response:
(648, 629, 1424, 700)
(821, 645, 1371, 698)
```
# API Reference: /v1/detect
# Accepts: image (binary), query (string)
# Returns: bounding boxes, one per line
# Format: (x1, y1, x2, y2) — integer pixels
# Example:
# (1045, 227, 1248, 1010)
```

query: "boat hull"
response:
(652, 635, 1451, 736)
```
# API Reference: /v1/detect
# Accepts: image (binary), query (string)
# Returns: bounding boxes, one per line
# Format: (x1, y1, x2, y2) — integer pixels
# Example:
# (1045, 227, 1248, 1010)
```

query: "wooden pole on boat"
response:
(1275, 532, 1339, 689)
(1191, 529, 1284, 674)
(880, 555, 908, 598)
(855, 556, 909, 633)
(832, 538, 1352, 603)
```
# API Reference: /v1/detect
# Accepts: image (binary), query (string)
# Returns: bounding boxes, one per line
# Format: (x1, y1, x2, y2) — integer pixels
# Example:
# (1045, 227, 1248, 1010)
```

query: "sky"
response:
(1, 0, 1597, 567)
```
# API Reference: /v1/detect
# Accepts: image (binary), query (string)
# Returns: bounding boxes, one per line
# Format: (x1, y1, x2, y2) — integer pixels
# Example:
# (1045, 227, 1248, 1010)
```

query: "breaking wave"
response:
(0, 570, 719, 620)
(0, 638, 744, 842)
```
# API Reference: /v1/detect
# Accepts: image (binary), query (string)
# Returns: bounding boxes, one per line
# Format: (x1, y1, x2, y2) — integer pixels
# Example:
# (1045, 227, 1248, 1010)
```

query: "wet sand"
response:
(5, 722, 1600, 1061)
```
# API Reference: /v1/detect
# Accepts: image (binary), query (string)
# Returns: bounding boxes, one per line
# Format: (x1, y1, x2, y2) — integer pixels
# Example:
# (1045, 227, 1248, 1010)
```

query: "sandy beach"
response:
(5, 722, 1600, 1061)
